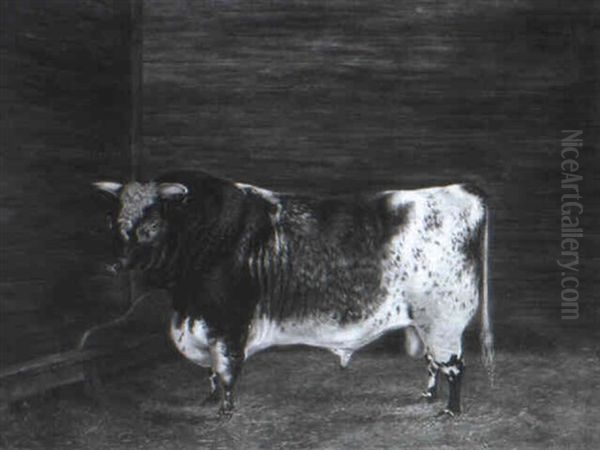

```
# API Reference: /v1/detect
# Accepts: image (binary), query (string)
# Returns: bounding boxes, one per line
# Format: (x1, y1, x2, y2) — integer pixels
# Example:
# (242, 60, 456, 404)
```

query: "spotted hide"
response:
(93, 170, 494, 418)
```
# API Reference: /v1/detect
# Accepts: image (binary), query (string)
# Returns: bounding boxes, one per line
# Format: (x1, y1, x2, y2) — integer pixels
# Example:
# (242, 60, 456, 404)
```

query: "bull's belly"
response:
(244, 298, 413, 362)
(170, 298, 412, 367)
(168, 297, 413, 368)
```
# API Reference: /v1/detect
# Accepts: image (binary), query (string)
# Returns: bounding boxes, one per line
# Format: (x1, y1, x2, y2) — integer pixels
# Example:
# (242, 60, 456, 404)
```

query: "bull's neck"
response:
(159, 219, 233, 283)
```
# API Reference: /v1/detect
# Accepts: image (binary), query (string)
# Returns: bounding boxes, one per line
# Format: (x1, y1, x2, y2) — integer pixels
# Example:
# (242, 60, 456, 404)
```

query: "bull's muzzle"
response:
(104, 257, 130, 275)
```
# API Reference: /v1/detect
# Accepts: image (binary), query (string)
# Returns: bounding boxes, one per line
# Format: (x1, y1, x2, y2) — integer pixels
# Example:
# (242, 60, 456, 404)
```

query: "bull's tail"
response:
(480, 205, 495, 385)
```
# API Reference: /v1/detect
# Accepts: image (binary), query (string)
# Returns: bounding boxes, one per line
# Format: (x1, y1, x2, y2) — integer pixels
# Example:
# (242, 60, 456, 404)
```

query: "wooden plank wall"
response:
(143, 0, 598, 331)
(0, 0, 134, 366)
(1, 0, 596, 374)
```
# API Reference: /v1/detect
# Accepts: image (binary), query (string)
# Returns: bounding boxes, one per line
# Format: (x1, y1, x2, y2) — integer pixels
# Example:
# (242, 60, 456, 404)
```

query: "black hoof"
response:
(217, 407, 234, 421)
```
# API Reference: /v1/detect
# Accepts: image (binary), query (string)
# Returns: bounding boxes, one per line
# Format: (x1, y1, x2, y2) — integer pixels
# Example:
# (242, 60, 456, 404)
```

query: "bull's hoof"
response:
(436, 408, 459, 418)
(217, 398, 235, 421)
(217, 406, 234, 421)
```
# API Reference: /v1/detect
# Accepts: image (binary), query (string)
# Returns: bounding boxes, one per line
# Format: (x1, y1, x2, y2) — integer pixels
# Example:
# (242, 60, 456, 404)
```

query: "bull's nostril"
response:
(105, 263, 120, 275)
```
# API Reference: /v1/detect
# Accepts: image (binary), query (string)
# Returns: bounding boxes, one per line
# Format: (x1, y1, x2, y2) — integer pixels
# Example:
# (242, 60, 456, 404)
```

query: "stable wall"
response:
(2, 0, 597, 372)
(142, 0, 598, 333)
(0, 0, 134, 366)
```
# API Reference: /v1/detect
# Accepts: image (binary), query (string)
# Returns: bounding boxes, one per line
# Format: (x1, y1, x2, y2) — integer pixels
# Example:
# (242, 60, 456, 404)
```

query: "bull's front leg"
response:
(421, 355, 440, 402)
(202, 368, 221, 405)
(210, 340, 244, 419)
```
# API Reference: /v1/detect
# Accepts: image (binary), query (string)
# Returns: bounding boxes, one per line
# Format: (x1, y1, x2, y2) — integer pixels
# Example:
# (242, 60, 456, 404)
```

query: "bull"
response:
(93, 170, 493, 417)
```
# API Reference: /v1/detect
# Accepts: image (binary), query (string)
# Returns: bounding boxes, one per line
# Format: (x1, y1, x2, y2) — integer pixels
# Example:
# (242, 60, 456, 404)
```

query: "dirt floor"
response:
(1, 332, 598, 449)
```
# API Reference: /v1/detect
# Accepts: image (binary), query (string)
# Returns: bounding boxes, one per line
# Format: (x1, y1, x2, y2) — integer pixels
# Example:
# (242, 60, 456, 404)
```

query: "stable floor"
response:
(1, 334, 598, 449)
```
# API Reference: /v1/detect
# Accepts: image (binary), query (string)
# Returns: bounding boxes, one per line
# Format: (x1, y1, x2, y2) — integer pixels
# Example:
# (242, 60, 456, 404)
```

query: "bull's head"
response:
(93, 180, 188, 273)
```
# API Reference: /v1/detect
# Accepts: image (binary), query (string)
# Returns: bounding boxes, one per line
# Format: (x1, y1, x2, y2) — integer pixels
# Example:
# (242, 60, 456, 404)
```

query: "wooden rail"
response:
(0, 290, 173, 404)
(0, 333, 170, 404)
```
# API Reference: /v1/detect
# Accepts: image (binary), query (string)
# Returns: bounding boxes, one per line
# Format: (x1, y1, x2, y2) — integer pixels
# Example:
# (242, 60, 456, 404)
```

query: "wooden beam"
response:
(0, 290, 175, 404)
(128, 0, 144, 305)
(0, 333, 170, 404)
(130, 0, 143, 181)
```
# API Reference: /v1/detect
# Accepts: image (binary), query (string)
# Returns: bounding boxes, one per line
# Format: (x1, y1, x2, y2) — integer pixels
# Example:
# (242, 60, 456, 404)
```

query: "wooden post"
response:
(129, 0, 143, 304)
(130, 0, 143, 181)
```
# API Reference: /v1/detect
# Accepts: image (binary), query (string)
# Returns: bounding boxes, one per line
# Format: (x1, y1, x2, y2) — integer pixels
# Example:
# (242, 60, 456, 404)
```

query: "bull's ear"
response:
(158, 182, 188, 200)
(92, 181, 123, 197)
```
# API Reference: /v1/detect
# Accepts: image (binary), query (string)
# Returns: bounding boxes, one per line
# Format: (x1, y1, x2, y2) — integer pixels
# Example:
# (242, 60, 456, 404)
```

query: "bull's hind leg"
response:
(426, 326, 466, 416)
(421, 355, 440, 402)
(439, 354, 464, 416)
(403, 326, 441, 401)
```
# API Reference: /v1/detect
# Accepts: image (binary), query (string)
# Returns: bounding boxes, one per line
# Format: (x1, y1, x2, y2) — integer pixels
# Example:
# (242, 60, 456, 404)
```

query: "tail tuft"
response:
(481, 329, 495, 387)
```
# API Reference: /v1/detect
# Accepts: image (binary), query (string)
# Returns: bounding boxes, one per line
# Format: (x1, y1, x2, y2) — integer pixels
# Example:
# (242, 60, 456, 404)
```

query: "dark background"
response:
(1, 0, 598, 369)
(142, 1, 599, 343)
(1, 0, 135, 366)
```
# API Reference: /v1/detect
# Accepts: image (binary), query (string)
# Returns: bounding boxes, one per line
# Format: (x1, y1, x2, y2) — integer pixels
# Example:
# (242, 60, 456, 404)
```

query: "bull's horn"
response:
(93, 181, 123, 197)
(158, 182, 189, 199)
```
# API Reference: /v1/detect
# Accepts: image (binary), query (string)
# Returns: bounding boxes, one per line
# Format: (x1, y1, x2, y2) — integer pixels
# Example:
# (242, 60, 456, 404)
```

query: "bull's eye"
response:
(137, 221, 160, 242)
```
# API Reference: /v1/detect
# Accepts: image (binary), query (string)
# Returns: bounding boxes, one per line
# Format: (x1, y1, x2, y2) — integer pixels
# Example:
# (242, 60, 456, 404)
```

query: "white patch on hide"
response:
(235, 182, 282, 222)
(210, 340, 231, 384)
(235, 182, 279, 204)
(169, 314, 211, 367)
